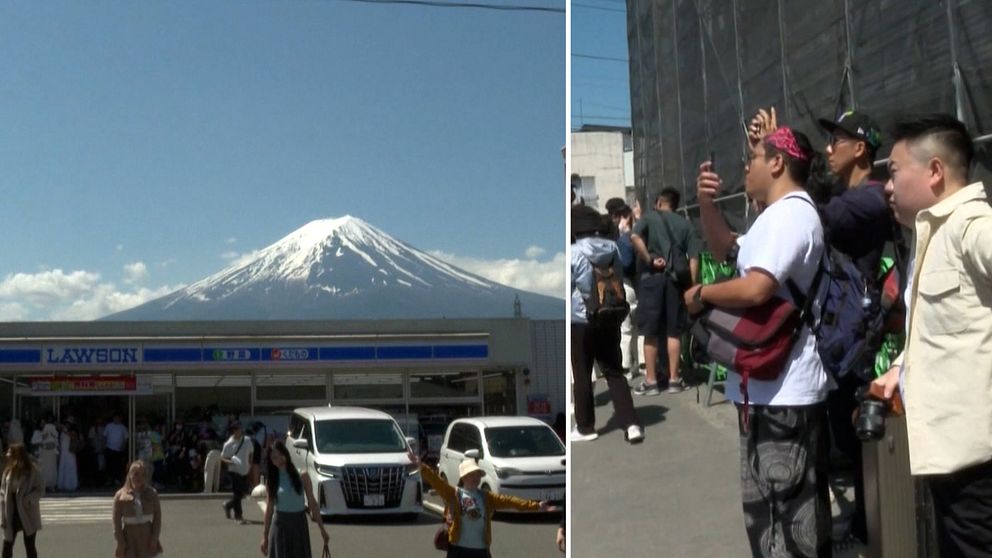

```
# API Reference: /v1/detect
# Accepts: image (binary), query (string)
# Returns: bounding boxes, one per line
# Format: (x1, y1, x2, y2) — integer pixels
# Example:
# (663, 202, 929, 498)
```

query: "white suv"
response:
(438, 416, 565, 508)
(287, 406, 422, 517)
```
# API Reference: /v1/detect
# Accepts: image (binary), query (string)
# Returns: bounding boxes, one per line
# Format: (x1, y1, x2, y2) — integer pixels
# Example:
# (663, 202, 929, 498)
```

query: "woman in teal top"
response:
(260, 441, 329, 558)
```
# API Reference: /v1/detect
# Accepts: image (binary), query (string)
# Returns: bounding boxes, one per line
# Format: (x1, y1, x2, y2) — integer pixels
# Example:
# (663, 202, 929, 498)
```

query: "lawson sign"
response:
(0, 342, 489, 368)
(45, 346, 141, 365)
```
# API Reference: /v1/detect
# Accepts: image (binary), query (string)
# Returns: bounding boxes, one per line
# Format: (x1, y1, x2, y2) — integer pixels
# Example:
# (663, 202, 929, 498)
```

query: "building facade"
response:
(0, 318, 565, 463)
(570, 125, 635, 212)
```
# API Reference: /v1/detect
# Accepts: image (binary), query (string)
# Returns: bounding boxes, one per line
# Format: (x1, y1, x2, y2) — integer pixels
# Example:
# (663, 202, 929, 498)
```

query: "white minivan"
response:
(287, 406, 422, 517)
(438, 416, 565, 508)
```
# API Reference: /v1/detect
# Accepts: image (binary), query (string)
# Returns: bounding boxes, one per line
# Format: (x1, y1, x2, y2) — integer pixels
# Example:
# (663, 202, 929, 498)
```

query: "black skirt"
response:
(447, 546, 492, 558)
(268, 510, 311, 558)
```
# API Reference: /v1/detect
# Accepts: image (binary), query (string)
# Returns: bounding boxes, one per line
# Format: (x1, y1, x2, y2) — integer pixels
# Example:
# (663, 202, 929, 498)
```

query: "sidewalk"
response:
(570, 373, 868, 558)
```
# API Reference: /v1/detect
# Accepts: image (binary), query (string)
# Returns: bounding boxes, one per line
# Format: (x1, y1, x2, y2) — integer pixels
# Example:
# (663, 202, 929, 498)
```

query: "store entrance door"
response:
(59, 395, 129, 488)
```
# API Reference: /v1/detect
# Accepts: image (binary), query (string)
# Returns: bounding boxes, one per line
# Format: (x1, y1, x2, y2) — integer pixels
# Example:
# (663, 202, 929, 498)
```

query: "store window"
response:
(255, 373, 327, 402)
(175, 374, 251, 420)
(483, 370, 516, 415)
(332, 372, 403, 400)
(410, 371, 480, 399)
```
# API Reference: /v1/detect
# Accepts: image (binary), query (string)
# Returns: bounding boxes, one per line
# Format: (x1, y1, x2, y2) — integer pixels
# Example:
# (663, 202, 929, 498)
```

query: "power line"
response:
(572, 3, 625, 13)
(572, 53, 628, 62)
(332, 0, 563, 12)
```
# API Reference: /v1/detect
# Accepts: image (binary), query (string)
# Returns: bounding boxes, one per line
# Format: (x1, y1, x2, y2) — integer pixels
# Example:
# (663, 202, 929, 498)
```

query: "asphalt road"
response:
(27, 492, 561, 558)
(569, 372, 868, 558)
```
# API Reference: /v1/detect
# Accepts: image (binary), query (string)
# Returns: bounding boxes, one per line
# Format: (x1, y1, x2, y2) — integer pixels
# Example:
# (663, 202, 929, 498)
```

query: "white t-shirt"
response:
(103, 422, 129, 452)
(724, 191, 835, 406)
(222, 435, 254, 476)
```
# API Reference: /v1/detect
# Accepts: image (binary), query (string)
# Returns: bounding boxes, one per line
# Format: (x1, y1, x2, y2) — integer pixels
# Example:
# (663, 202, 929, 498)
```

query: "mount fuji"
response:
(102, 216, 564, 321)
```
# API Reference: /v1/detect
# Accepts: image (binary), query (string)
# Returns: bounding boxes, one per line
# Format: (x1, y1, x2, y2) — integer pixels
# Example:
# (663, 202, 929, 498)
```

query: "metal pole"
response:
(872, 133, 992, 169)
(682, 191, 749, 212)
(672, 0, 689, 200)
(649, 1, 664, 204)
(945, 0, 967, 125)
(777, 0, 792, 121)
(170, 373, 175, 426)
(732, 0, 750, 231)
(843, 0, 856, 107)
(699, 2, 710, 146)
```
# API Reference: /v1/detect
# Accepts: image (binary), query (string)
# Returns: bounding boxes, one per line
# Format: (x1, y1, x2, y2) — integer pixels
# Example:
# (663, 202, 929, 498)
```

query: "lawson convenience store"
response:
(0, 318, 565, 461)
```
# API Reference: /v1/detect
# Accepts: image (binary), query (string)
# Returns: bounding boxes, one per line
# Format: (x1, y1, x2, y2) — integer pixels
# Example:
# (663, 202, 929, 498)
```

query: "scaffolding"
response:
(626, 0, 992, 230)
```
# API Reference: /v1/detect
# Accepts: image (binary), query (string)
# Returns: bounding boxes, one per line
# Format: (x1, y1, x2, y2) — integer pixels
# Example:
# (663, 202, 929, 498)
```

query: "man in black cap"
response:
(817, 110, 894, 282)
(817, 109, 897, 547)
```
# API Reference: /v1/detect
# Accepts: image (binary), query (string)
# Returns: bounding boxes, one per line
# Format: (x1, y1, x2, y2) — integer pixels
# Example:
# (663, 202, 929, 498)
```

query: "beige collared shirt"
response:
(896, 182, 992, 475)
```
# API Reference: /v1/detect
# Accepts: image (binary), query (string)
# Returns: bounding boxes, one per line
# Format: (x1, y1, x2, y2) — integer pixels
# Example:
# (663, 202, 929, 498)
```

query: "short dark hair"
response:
(604, 197, 627, 217)
(656, 188, 681, 210)
(763, 130, 815, 186)
(890, 114, 973, 177)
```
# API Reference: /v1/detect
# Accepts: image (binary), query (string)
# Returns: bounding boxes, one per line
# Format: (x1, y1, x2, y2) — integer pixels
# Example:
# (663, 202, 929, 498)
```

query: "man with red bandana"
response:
(687, 127, 833, 557)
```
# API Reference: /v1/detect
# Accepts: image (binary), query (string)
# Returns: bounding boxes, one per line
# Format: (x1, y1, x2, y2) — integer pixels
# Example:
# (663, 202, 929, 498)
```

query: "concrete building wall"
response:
(571, 131, 627, 213)
(524, 320, 566, 422)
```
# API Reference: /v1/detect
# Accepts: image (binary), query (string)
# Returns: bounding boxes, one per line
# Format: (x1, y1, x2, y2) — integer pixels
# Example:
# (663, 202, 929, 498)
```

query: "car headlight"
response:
(494, 466, 522, 480)
(316, 465, 342, 478)
(406, 462, 421, 477)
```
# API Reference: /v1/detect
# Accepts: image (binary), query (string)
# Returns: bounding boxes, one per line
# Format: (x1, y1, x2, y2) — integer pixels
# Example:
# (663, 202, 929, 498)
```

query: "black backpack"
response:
(584, 257, 630, 327)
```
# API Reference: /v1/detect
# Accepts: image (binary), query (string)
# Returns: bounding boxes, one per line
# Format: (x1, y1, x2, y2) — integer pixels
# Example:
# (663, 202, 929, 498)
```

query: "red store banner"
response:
(29, 375, 148, 394)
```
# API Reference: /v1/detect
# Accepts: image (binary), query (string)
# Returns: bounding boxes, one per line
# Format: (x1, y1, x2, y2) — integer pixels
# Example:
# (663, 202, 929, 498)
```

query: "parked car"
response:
(437, 416, 565, 509)
(287, 406, 423, 517)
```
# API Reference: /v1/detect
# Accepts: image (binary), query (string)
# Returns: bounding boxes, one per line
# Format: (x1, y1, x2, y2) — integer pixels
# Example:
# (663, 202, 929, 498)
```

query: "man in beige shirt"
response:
(875, 114, 992, 557)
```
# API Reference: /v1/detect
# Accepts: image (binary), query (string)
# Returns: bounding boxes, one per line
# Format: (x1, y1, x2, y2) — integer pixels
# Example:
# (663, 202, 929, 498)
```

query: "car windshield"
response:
(485, 426, 565, 458)
(314, 419, 407, 454)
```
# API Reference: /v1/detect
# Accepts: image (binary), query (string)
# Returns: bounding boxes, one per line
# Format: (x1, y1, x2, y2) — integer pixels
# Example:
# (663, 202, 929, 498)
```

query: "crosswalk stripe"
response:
(40, 497, 114, 524)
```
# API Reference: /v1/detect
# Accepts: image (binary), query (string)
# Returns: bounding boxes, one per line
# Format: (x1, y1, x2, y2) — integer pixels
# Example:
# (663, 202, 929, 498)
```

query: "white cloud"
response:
(428, 251, 566, 299)
(159, 258, 177, 268)
(524, 245, 546, 259)
(0, 302, 28, 321)
(220, 251, 240, 260)
(116, 244, 124, 252)
(52, 284, 180, 321)
(0, 268, 183, 321)
(226, 237, 238, 245)
(123, 262, 148, 284)
(0, 270, 102, 306)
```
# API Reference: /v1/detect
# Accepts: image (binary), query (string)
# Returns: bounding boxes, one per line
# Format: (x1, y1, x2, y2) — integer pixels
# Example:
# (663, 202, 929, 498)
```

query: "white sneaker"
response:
(569, 429, 599, 442)
(625, 425, 644, 444)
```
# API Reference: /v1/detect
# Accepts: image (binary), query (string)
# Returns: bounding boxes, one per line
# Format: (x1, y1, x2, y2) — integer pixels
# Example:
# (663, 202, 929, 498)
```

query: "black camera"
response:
(855, 387, 888, 441)
(855, 384, 903, 441)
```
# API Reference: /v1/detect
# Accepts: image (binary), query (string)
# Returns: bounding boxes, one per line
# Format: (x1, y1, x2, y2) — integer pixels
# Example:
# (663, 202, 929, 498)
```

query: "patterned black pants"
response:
(737, 403, 832, 558)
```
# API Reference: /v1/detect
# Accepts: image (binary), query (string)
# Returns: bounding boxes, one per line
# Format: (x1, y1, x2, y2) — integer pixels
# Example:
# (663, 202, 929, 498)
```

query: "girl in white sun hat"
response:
(409, 449, 558, 558)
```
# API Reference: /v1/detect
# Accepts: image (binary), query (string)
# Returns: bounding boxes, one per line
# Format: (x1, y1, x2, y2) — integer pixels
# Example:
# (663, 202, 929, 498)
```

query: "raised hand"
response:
(697, 161, 723, 204)
(747, 107, 778, 146)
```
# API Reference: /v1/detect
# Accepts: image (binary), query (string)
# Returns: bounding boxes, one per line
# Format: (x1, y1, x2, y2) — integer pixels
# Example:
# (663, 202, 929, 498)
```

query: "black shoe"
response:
(222, 504, 231, 520)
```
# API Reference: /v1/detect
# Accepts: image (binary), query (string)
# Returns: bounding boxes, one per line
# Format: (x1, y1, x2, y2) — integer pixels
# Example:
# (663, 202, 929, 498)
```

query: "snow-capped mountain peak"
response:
(104, 216, 563, 320)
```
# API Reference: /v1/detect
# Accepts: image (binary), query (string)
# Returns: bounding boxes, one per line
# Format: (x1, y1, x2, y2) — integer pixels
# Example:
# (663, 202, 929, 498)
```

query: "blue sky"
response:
(571, 0, 629, 130)
(0, 1, 565, 320)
